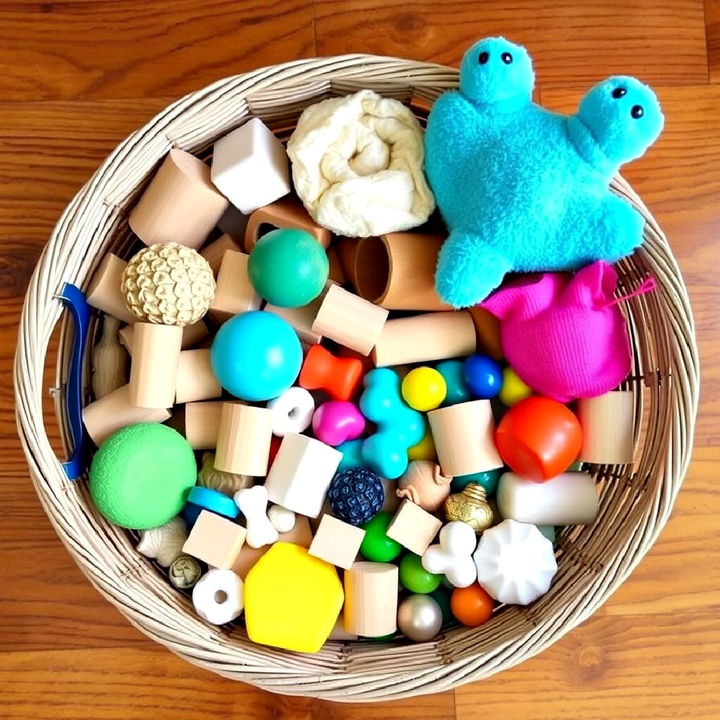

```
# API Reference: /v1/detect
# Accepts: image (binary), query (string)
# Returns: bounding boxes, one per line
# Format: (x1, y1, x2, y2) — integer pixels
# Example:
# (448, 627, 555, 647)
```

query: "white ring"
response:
(192, 568, 244, 625)
(267, 386, 315, 436)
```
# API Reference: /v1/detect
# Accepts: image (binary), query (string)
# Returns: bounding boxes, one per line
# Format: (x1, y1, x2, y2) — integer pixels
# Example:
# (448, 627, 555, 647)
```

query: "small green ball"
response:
(359, 511, 402, 562)
(89, 423, 196, 530)
(248, 228, 329, 307)
(399, 553, 442, 594)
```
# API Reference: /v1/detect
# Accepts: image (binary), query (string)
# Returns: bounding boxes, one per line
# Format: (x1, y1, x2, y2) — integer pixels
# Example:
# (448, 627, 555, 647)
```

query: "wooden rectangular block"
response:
(308, 515, 365, 570)
(175, 348, 222, 404)
(182, 510, 246, 569)
(184, 401, 223, 449)
(264, 298, 323, 345)
(215, 403, 273, 476)
(208, 249, 260, 322)
(386, 499, 442, 555)
(85, 253, 135, 324)
(577, 391, 635, 464)
(343, 562, 398, 637)
(200, 233, 243, 275)
(128, 323, 183, 409)
(119, 319, 209, 354)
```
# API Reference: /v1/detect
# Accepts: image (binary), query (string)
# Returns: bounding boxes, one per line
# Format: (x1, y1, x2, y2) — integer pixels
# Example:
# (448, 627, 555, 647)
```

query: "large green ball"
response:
(248, 228, 329, 307)
(360, 511, 402, 562)
(89, 423, 196, 530)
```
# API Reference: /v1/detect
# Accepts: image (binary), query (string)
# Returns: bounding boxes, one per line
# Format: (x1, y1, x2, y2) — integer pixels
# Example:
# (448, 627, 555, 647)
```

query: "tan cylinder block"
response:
(86, 253, 135, 324)
(82, 384, 170, 446)
(334, 237, 361, 288)
(128, 323, 183, 409)
(428, 400, 503, 477)
(215, 403, 273, 476)
(119, 319, 209, 354)
(129, 149, 229, 249)
(354, 233, 451, 311)
(184, 401, 223, 449)
(343, 562, 399, 637)
(577, 391, 635, 464)
(175, 349, 222, 404)
(326, 245, 346, 285)
(373, 311, 476, 367)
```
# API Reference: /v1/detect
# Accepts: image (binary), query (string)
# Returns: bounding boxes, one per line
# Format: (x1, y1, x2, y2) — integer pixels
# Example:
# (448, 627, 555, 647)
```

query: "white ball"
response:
(268, 504, 296, 534)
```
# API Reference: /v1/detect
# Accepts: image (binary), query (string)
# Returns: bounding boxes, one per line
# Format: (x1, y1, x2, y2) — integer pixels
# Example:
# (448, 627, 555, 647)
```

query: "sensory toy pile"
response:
(82, 36, 661, 652)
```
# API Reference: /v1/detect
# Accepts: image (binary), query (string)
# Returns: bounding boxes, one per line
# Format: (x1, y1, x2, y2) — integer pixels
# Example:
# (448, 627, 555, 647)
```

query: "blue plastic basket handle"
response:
(56, 283, 91, 480)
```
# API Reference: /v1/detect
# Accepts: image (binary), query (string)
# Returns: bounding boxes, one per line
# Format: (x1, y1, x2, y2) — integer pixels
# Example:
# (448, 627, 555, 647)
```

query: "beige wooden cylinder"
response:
(215, 403, 273, 476)
(128, 323, 183, 409)
(311, 284, 388, 356)
(326, 245, 346, 285)
(175, 349, 222, 404)
(428, 400, 503, 477)
(354, 233, 451, 311)
(373, 311, 476, 367)
(184, 401, 223, 449)
(86, 253, 135, 324)
(82, 384, 171, 446)
(343, 562, 399, 637)
(119, 319, 209, 354)
(334, 237, 361, 287)
(577, 391, 635, 464)
(129, 149, 229, 249)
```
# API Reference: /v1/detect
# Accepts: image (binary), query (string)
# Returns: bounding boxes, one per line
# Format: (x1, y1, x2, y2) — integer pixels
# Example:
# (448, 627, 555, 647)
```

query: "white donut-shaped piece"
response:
(192, 568, 244, 625)
(267, 386, 315, 436)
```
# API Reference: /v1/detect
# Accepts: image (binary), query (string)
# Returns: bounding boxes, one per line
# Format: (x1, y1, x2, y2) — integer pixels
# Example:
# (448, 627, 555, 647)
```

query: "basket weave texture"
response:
(15, 55, 699, 702)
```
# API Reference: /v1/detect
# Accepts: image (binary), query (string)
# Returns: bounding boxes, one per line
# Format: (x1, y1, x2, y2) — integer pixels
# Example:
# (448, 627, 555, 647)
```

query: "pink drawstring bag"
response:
(481, 261, 655, 402)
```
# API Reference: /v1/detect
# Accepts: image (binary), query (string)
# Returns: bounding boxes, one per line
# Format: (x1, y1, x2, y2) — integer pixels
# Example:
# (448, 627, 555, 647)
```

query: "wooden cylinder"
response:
(326, 245, 346, 285)
(128, 323, 183, 409)
(577, 391, 635, 464)
(200, 233, 242, 275)
(184, 401, 223, 449)
(85, 253, 135, 324)
(175, 349, 222, 404)
(264, 297, 323, 345)
(215, 403, 273, 476)
(343, 562, 398, 637)
(373, 311, 476, 367)
(354, 233, 451, 311)
(82, 384, 171, 446)
(334, 237, 361, 287)
(119, 319, 209, 355)
(468, 306, 503, 361)
(311, 284, 388, 356)
(428, 400, 503, 477)
(129, 149, 229, 249)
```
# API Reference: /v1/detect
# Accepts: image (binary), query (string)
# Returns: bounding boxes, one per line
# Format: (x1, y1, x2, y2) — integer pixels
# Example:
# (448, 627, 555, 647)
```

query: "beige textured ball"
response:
(122, 243, 215, 326)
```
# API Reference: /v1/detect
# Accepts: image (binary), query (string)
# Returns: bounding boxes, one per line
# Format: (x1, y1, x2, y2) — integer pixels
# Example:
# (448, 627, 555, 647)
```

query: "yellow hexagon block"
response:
(245, 542, 344, 653)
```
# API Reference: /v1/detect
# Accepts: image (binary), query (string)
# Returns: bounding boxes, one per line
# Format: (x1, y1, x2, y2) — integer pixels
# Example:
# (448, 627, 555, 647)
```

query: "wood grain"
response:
(2, 2, 718, 718)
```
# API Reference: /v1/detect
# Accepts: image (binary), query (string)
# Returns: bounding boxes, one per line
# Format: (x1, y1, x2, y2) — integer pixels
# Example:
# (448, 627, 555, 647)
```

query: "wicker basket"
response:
(15, 55, 699, 702)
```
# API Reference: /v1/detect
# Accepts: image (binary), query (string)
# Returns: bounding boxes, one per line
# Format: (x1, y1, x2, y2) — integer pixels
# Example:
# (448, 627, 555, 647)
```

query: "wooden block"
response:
(467, 306, 503, 361)
(343, 562, 399, 637)
(386, 499, 442, 555)
(373, 311, 476, 367)
(184, 401, 223, 449)
(182, 510, 246, 569)
(119, 319, 209, 354)
(311, 284, 388, 356)
(577, 391, 635, 464)
(308, 515, 365, 570)
(175, 349, 222, 404)
(244, 195, 331, 251)
(216, 205, 249, 240)
(326, 245, 346, 285)
(428, 400, 503, 477)
(129, 149, 228, 249)
(265, 433, 342, 518)
(82, 384, 170, 446)
(211, 117, 291, 214)
(85, 253, 135, 324)
(200, 233, 242, 275)
(90, 315, 128, 400)
(208, 249, 260, 322)
(264, 297, 323, 345)
(215, 403, 273, 476)
(334, 236, 361, 288)
(128, 323, 183, 409)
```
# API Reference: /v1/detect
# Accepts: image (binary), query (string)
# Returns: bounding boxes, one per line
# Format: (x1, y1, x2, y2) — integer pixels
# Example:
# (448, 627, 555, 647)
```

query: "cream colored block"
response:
(128, 323, 183, 409)
(311, 284, 388, 356)
(91, 315, 128, 400)
(200, 233, 242, 275)
(184, 401, 223, 449)
(215, 403, 273, 476)
(343, 562, 398, 637)
(182, 510, 246, 569)
(119, 319, 209, 354)
(309, 515, 365, 569)
(208, 249, 260, 322)
(86, 253, 135, 324)
(386, 499, 442, 555)
(577, 391, 635, 464)
(175, 349, 222, 404)
(264, 298, 323, 345)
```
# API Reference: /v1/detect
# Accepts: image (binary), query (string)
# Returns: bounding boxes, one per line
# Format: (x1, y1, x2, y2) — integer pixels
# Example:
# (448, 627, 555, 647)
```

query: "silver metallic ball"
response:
(397, 594, 443, 642)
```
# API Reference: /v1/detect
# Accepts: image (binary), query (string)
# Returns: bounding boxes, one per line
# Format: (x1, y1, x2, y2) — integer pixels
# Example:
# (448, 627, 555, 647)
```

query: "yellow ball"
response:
(408, 423, 437, 461)
(499, 367, 533, 407)
(401, 367, 447, 411)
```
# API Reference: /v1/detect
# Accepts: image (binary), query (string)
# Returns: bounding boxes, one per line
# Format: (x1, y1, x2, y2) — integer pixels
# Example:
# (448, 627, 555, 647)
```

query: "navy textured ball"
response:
(327, 468, 384, 526)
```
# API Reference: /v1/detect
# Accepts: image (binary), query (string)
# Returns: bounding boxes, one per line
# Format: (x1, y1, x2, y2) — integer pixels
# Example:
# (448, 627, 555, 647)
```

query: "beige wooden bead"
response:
(214, 403, 273, 476)
(183, 401, 223, 450)
(343, 562, 399, 637)
(119, 319, 209, 354)
(577, 391, 635, 464)
(128, 323, 183, 409)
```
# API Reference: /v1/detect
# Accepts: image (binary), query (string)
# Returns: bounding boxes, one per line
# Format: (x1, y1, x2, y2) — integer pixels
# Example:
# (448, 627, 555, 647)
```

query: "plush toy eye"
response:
(478, 51, 490, 64)
(631, 105, 644, 119)
(501, 52, 513, 64)
(612, 87, 627, 99)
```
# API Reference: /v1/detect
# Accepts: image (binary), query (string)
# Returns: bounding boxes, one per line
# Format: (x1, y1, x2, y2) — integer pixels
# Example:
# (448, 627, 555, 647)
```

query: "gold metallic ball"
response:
(445, 483, 494, 533)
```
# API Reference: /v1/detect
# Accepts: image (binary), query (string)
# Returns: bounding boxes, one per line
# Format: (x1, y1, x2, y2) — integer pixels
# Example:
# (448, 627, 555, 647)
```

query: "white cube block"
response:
(211, 118, 291, 214)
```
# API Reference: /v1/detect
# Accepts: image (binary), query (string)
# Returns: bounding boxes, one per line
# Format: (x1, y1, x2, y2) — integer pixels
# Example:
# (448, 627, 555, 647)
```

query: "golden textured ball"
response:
(121, 243, 215, 326)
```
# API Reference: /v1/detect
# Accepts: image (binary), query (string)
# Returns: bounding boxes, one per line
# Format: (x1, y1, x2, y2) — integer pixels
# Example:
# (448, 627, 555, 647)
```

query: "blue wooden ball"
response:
(463, 354, 503, 399)
(210, 311, 302, 401)
(327, 468, 384, 526)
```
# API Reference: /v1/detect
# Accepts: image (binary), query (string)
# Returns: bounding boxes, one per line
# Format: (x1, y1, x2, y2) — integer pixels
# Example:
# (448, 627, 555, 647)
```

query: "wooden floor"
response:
(2, 1, 719, 717)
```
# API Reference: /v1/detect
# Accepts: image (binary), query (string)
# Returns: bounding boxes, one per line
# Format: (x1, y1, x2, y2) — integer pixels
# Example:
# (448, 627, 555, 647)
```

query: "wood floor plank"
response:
(705, 0, 720, 82)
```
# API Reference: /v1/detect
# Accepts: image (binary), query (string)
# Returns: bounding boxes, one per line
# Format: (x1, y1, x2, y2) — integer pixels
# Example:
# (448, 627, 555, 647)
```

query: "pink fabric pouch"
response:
(481, 261, 655, 402)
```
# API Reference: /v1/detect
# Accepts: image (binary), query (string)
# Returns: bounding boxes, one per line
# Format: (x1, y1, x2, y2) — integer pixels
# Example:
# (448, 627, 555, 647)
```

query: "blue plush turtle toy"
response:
(425, 37, 664, 308)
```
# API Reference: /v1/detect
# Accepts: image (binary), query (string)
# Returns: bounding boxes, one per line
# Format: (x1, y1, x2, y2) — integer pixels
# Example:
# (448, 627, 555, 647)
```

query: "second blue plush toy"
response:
(425, 37, 664, 307)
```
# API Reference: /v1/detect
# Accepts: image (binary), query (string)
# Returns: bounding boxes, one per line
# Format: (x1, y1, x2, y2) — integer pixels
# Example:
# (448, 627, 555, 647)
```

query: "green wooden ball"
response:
(248, 228, 329, 308)
(399, 553, 443, 594)
(359, 511, 402, 562)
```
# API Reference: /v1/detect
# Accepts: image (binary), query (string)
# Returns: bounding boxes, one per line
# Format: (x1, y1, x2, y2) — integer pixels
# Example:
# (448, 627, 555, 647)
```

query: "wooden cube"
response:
(200, 233, 243, 275)
(86, 253, 135, 324)
(208, 249, 261, 323)
(211, 118, 290, 214)
(184, 401, 223, 449)
(182, 510, 246, 569)
(309, 515, 365, 570)
(386, 499, 442, 555)
(175, 349, 222, 404)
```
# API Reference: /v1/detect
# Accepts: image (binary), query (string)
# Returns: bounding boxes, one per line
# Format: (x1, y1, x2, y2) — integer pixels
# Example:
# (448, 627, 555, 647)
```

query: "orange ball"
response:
(495, 396, 582, 482)
(451, 584, 494, 627)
